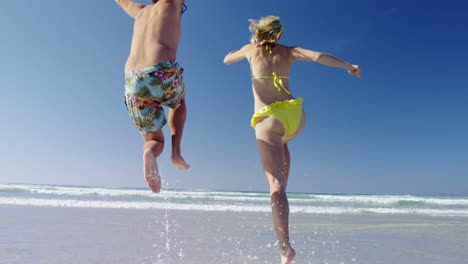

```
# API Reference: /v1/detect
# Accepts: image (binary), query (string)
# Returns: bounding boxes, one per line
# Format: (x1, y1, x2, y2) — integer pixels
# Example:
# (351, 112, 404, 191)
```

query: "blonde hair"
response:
(248, 16, 283, 47)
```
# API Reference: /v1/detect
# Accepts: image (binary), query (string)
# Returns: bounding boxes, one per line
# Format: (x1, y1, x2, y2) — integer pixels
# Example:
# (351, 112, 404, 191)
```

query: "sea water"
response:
(2, 183, 468, 264)
(1, 183, 467, 217)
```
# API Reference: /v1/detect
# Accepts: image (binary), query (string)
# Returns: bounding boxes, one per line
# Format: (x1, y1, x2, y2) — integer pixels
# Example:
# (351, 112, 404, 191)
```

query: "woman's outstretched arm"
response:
(291, 47, 362, 77)
(224, 44, 252, 65)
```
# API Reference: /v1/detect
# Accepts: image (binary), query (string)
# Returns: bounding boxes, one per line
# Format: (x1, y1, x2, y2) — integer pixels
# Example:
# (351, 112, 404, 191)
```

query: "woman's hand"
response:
(347, 64, 362, 78)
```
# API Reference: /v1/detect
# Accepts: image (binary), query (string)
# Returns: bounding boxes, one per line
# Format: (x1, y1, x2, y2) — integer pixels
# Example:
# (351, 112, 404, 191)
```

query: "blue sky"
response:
(1, 0, 467, 195)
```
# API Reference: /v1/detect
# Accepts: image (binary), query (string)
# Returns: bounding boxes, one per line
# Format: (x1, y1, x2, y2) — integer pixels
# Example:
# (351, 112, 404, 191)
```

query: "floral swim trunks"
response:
(124, 61, 185, 134)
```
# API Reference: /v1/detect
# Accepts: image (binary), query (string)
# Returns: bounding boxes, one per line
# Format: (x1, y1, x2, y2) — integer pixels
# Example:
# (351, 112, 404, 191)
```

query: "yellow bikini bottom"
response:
(250, 98, 304, 136)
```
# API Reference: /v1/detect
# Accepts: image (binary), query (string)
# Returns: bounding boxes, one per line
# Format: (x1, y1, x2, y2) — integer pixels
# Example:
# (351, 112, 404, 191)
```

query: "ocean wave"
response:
(2, 184, 468, 210)
(0, 184, 272, 202)
(1, 197, 468, 217)
(310, 194, 468, 206)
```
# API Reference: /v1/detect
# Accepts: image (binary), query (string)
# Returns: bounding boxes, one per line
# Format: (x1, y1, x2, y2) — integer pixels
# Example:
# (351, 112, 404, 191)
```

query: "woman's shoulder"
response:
(241, 43, 261, 50)
(276, 43, 294, 48)
(276, 44, 298, 55)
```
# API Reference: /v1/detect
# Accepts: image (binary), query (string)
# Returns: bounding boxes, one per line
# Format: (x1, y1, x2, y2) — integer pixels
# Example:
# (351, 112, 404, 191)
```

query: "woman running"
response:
(224, 16, 362, 264)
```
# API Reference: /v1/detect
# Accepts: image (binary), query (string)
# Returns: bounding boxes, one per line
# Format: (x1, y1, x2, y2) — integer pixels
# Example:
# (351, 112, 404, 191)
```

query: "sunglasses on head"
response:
(152, 1, 188, 14)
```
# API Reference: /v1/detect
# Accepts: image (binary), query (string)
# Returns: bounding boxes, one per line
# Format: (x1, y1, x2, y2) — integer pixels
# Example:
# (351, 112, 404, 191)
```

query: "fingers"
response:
(353, 69, 362, 78)
(350, 65, 362, 78)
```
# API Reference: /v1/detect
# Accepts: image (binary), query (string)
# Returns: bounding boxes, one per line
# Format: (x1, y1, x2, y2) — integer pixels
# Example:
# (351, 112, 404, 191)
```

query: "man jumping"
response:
(115, 0, 189, 193)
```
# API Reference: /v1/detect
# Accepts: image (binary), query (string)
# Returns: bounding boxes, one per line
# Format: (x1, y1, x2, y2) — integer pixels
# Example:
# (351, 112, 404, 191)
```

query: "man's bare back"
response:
(116, 0, 185, 72)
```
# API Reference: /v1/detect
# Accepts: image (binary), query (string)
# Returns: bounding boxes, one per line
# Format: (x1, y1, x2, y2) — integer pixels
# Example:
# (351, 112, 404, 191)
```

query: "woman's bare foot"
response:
(171, 153, 190, 170)
(280, 246, 296, 264)
(144, 150, 161, 193)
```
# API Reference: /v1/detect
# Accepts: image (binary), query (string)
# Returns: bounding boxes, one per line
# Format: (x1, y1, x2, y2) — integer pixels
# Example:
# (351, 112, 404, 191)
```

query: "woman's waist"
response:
(253, 96, 300, 112)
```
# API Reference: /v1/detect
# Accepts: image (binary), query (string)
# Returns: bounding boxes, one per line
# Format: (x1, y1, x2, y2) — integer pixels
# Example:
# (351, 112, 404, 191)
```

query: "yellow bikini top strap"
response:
(264, 43, 273, 54)
(252, 72, 290, 95)
(271, 72, 290, 94)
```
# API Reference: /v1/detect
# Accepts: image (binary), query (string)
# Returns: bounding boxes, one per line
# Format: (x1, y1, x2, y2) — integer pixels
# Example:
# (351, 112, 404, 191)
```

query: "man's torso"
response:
(125, 1, 183, 72)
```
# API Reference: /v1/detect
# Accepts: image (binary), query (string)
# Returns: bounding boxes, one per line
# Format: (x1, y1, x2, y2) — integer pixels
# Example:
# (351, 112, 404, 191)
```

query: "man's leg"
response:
(142, 130, 165, 193)
(168, 97, 190, 170)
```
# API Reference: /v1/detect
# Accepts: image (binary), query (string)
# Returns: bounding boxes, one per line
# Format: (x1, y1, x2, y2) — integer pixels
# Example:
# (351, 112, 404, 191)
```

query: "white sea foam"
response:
(2, 183, 467, 206)
(311, 194, 468, 206)
(1, 197, 468, 217)
(1, 184, 468, 217)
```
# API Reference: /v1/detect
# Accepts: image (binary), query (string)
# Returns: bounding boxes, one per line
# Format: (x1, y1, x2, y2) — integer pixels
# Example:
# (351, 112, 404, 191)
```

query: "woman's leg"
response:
(283, 143, 290, 183)
(255, 117, 296, 263)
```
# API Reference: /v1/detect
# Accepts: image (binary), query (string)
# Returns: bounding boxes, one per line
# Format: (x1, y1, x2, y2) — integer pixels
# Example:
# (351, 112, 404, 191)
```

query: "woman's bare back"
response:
(244, 44, 296, 111)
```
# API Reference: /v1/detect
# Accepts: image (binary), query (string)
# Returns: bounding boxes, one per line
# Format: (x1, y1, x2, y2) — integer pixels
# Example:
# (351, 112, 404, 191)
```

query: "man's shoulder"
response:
(157, 0, 184, 4)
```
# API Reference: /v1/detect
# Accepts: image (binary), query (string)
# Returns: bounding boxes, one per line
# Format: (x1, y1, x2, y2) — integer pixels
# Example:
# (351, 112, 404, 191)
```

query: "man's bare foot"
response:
(144, 150, 161, 193)
(280, 247, 296, 264)
(171, 153, 190, 170)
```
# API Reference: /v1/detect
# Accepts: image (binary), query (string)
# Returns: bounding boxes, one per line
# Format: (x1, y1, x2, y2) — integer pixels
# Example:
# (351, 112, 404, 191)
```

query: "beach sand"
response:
(1, 205, 467, 264)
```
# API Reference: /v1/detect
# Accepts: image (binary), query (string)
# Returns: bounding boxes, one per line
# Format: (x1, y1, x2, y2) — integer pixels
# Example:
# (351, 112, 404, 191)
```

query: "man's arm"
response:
(224, 44, 252, 65)
(291, 47, 362, 77)
(115, 0, 145, 18)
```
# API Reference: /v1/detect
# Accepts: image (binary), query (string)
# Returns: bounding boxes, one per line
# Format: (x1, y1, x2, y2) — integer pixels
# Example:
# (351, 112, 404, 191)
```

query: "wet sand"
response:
(1, 205, 467, 264)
